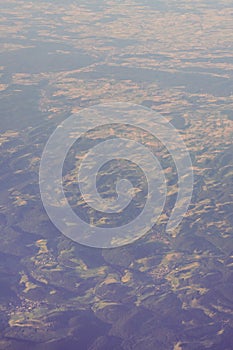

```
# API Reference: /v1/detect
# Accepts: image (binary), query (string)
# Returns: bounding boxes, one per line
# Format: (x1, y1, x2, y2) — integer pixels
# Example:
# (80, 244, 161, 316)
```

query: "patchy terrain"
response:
(0, 0, 233, 349)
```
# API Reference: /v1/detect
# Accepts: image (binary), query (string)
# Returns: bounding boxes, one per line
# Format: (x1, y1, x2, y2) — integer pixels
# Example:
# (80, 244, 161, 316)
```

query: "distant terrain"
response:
(0, 0, 233, 349)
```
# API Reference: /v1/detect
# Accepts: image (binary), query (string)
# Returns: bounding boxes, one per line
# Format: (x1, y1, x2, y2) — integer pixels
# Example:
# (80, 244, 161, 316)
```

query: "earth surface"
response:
(0, 0, 233, 349)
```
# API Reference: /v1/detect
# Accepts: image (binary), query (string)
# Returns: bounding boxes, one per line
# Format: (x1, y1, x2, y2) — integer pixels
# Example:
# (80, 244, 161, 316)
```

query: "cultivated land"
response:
(0, 1, 233, 349)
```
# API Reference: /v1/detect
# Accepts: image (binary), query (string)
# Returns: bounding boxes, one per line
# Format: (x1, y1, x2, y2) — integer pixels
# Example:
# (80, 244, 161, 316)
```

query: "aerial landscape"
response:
(0, 0, 233, 349)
